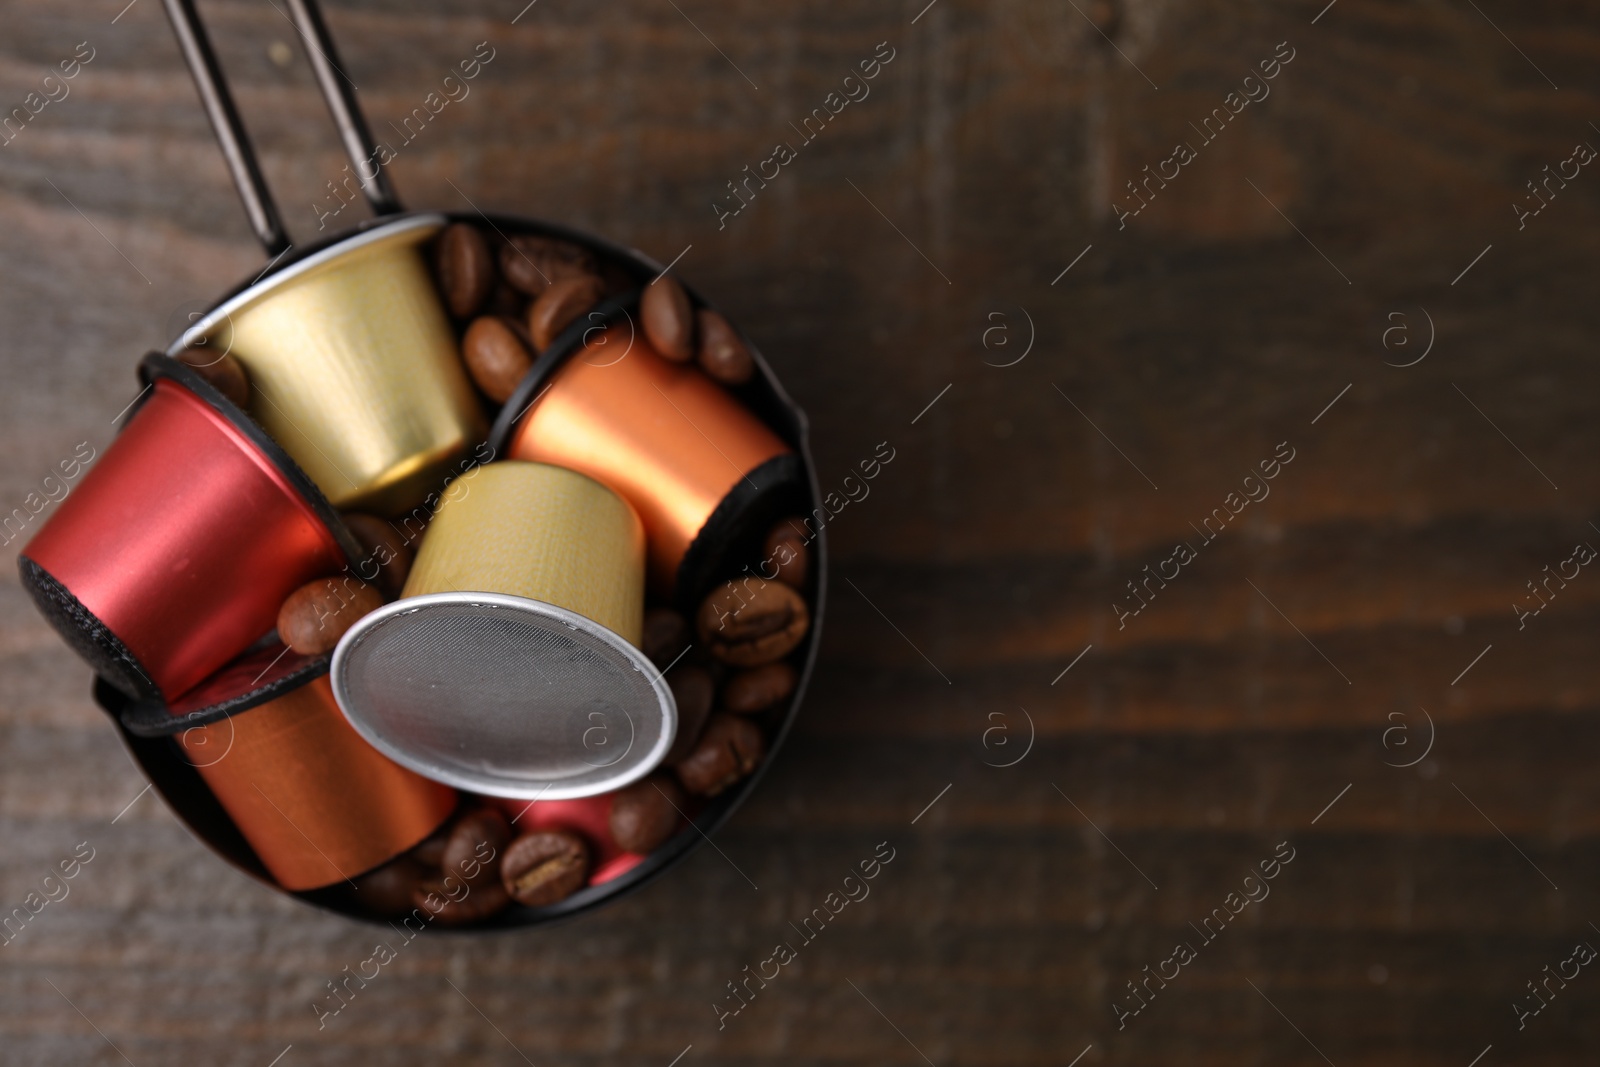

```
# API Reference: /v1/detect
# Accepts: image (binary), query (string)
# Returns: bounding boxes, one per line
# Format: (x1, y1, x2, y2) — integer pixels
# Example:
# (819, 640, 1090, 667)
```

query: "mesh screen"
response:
(334, 598, 672, 797)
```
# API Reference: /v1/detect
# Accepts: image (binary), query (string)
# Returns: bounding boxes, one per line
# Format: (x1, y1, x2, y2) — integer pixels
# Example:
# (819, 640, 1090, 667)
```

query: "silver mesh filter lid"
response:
(329, 592, 676, 799)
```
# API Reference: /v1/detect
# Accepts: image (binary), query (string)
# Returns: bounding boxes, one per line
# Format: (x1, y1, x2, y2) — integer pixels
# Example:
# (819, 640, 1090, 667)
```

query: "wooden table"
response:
(1, 1, 1596, 1063)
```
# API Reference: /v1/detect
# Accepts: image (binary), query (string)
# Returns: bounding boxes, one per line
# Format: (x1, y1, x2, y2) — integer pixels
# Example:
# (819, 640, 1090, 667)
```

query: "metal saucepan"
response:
(77, 0, 826, 926)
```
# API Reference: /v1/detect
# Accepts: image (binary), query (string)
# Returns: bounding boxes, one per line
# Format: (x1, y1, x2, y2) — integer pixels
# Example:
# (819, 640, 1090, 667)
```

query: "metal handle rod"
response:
(284, 0, 404, 217)
(160, 0, 291, 257)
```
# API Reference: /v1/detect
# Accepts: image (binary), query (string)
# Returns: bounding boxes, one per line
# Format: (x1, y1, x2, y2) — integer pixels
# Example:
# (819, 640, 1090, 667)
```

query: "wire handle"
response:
(161, 0, 403, 258)
(283, 0, 403, 217)
(161, 0, 291, 256)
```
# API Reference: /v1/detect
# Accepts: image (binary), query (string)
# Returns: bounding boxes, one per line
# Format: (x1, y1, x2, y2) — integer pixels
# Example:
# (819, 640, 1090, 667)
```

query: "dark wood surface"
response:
(2, 0, 1598, 1063)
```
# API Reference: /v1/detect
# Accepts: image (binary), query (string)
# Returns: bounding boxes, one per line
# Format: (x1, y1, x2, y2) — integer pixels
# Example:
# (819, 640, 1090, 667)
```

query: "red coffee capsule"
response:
(18, 355, 360, 700)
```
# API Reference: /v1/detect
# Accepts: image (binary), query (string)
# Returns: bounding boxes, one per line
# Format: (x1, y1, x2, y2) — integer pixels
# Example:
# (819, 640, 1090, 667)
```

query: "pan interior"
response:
(330, 594, 675, 799)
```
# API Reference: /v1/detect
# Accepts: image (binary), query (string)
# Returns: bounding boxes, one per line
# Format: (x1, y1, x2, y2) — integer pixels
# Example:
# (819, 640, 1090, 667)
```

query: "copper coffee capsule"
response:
(125, 655, 456, 892)
(489, 300, 803, 604)
(18, 356, 361, 700)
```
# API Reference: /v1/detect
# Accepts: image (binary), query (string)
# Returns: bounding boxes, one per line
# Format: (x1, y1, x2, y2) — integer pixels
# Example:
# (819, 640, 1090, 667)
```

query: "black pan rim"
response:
(99, 210, 828, 932)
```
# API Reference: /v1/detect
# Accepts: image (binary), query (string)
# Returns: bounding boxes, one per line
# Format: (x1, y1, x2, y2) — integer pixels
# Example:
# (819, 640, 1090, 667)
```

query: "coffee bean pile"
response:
(651, 520, 812, 797)
(436, 222, 757, 398)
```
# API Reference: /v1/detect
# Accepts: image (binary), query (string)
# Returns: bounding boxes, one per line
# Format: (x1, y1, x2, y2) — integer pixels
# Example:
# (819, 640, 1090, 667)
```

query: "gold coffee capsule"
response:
(176, 215, 486, 516)
(330, 462, 676, 800)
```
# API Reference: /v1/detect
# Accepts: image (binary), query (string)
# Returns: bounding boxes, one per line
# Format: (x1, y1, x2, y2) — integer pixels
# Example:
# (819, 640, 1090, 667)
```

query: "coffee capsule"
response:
(330, 461, 676, 800)
(490, 306, 801, 603)
(175, 214, 486, 516)
(18, 355, 361, 700)
(148, 667, 457, 891)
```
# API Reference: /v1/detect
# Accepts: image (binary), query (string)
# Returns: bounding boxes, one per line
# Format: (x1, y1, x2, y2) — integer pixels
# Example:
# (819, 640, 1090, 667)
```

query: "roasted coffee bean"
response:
(697, 578, 810, 667)
(501, 235, 597, 296)
(351, 854, 429, 917)
(436, 222, 495, 318)
(529, 272, 605, 351)
(723, 661, 798, 714)
(674, 713, 765, 797)
(696, 309, 753, 385)
(762, 518, 810, 590)
(413, 874, 512, 926)
(664, 664, 714, 764)
(441, 806, 511, 887)
(501, 829, 591, 907)
(462, 316, 533, 402)
(177, 349, 250, 409)
(641, 607, 690, 669)
(641, 274, 694, 361)
(609, 773, 684, 853)
(277, 576, 385, 654)
(340, 512, 415, 599)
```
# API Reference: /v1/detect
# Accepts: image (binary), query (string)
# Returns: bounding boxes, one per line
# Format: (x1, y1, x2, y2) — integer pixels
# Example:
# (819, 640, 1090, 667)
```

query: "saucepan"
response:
(63, 0, 826, 926)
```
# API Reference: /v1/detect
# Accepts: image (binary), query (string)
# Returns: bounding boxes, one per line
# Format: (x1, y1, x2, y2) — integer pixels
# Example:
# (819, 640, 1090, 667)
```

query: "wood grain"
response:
(2, 0, 1599, 1064)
